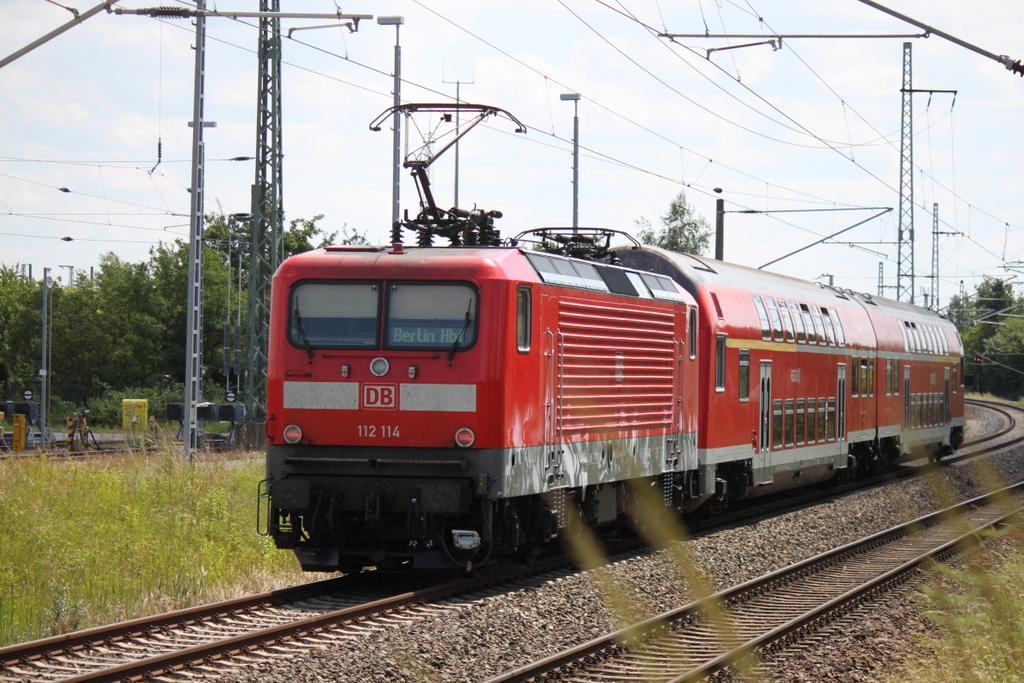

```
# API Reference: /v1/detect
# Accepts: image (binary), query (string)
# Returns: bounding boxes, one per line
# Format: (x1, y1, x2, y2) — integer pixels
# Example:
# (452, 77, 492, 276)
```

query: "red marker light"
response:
(454, 427, 476, 448)
(283, 424, 303, 444)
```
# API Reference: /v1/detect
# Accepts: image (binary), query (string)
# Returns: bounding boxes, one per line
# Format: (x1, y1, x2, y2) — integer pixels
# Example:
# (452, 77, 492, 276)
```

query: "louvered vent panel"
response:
(557, 300, 676, 434)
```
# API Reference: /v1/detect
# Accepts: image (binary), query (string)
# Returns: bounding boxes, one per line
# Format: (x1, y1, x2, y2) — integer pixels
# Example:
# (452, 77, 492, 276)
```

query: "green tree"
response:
(981, 316, 1024, 398)
(0, 265, 38, 400)
(636, 190, 712, 256)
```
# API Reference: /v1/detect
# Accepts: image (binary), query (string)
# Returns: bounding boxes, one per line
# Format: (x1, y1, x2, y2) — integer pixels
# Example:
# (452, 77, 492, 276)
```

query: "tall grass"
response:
(0, 449, 314, 646)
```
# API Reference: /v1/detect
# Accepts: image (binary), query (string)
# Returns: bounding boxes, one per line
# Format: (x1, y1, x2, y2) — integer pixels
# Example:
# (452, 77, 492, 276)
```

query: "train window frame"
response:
(777, 297, 795, 343)
(851, 355, 860, 397)
(953, 362, 958, 393)
(766, 297, 784, 343)
(899, 321, 910, 352)
(752, 294, 771, 342)
(820, 307, 837, 346)
(788, 300, 807, 344)
(817, 398, 826, 443)
(807, 399, 816, 444)
(516, 286, 532, 353)
(826, 397, 836, 441)
(784, 399, 795, 447)
(796, 398, 806, 446)
(688, 307, 698, 360)
(715, 335, 727, 392)
(288, 279, 382, 351)
(384, 281, 480, 352)
(738, 349, 750, 402)
(860, 358, 869, 398)
(773, 399, 783, 449)
(811, 307, 826, 345)
(799, 303, 816, 344)
(886, 358, 893, 396)
(830, 308, 846, 346)
(868, 358, 875, 397)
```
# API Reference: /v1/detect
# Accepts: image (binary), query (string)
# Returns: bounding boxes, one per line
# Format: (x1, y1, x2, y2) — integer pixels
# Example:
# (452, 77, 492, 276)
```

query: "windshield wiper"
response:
(447, 301, 473, 362)
(293, 308, 314, 359)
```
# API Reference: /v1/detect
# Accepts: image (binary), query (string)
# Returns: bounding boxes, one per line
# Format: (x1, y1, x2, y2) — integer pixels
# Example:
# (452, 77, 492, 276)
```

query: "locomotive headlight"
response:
(454, 427, 476, 448)
(283, 424, 303, 444)
(370, 357, 390, 377)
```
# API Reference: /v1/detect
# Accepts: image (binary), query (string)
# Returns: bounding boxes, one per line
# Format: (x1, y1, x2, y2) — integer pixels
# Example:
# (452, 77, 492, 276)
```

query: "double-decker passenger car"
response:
(616, 246, 965, 511)
(262, 243, 699, 572)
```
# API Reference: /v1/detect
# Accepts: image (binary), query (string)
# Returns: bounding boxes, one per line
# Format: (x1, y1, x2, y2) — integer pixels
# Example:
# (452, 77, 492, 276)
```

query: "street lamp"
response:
(378, 15, 404, 237)
(560, 93, 581, 231)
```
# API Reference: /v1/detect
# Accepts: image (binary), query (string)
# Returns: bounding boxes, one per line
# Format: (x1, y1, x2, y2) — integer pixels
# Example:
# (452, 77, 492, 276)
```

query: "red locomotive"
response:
(262, 230, 700, 572)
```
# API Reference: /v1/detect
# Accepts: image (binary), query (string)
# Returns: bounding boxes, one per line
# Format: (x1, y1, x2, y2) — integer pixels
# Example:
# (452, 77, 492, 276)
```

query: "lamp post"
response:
(560, 93, 581, 231)
(378, 15, 404, 236)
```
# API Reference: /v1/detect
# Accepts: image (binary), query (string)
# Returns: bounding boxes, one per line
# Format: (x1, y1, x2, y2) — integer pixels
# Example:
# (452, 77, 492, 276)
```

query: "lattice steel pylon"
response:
(897, 42, 914, 303)
(244, 0, 284, 434)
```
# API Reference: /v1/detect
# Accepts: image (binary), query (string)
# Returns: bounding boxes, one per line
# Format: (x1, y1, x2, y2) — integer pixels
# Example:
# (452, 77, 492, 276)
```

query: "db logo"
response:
(362, 384, 398, 410)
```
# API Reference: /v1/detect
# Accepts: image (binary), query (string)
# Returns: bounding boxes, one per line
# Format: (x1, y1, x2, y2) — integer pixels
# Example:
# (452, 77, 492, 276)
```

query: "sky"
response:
(1, 0, 1023, 310)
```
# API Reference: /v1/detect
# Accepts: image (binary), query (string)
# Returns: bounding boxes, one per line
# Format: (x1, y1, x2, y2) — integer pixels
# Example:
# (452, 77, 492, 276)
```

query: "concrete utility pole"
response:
(40, 268, 51, 448)
(379, 16, 404, 237)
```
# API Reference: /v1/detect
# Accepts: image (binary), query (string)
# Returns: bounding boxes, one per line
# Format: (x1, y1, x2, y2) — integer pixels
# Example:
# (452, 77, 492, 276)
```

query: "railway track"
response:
(0, 399, 1018, 683)
(0, 542, 648, 683)
(485, 483, 1024, 683)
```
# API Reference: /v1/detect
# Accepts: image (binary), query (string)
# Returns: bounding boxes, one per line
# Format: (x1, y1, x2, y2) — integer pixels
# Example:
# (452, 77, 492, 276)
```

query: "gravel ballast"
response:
(214, 407, 1023, 683)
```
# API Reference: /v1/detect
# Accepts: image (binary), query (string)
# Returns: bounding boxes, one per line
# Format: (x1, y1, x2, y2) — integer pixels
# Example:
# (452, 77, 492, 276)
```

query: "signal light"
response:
(454, 427, 476, 448)
(283, 424, 303, 444)
(975, 356, 983, 363)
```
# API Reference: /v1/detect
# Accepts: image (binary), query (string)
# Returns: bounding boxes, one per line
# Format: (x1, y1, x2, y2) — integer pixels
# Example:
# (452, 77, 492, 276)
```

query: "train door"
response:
(758, 362, 772, 472)
(836, 364, 847, 442)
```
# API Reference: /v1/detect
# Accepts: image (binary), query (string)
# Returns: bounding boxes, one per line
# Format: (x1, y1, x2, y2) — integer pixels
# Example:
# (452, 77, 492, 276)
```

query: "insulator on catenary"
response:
(144, 7, 193, 18)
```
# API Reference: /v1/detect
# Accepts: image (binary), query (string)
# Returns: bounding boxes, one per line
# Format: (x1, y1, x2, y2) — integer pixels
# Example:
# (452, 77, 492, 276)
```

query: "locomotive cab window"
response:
(516, 286, 532, 353)
(386, 282, 478, 351)
(289, 281, 381, 349)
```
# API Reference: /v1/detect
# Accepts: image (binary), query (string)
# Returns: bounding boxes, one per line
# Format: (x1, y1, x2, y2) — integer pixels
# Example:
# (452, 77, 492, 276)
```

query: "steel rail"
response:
(0, 545, 614, 683)
(1, 400, 1016, 680)
(486, 482, 1024, 682)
